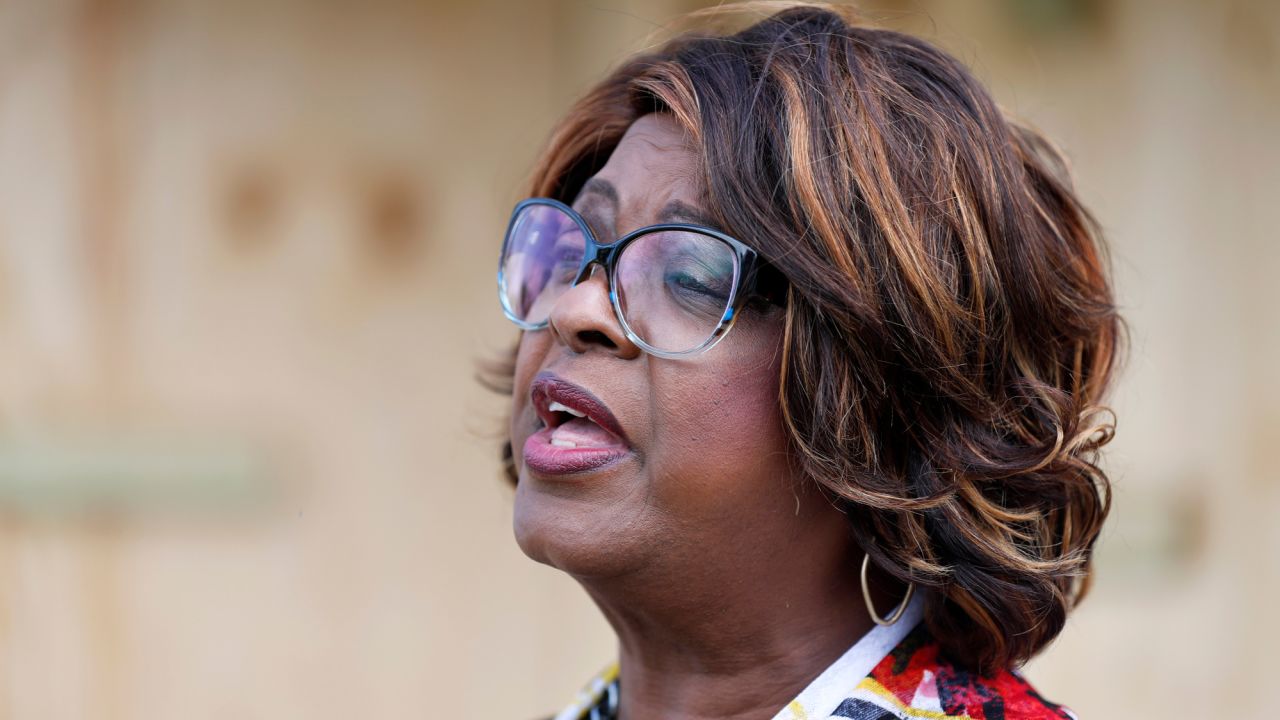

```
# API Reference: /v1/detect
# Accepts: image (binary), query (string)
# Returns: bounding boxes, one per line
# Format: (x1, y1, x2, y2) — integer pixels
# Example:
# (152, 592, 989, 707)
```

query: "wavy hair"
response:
(484, 2, 1125, 674)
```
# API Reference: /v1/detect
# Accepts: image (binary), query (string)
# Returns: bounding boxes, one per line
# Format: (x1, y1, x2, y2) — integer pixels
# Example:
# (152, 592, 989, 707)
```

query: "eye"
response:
(668, 269, 726, 297)
(549, 231, 585, 282)
(664, 256, 733, 308)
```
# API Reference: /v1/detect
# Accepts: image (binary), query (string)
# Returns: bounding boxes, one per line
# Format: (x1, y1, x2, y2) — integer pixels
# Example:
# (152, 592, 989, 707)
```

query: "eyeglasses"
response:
(497, 197, 782, 358)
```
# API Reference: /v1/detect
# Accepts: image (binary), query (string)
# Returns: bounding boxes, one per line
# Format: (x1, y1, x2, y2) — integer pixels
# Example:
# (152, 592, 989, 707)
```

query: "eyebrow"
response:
(578, 177, 719, 229)
(579, 178, 619, 207)
(658, 199, 719, 228)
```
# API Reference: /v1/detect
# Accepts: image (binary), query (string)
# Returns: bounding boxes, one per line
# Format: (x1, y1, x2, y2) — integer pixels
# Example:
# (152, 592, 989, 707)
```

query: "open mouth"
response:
(525, 373, 631, 475)
(540, 400, 622, 449)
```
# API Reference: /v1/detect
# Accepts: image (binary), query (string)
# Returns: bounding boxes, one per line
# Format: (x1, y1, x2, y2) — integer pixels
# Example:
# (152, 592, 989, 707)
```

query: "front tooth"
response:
(548, 401, 586, 418)
(550, 438, 578, 448)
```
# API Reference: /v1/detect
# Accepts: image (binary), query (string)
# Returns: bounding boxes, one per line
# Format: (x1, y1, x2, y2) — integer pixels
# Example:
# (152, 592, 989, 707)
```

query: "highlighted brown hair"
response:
(487, 3, 1124, 674)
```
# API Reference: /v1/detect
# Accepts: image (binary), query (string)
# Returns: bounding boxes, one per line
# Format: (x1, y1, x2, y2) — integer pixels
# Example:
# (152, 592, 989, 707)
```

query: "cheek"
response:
(663, 372, 781, 456)
(648, 324, 790, 514)
(509, 331, 547, 446)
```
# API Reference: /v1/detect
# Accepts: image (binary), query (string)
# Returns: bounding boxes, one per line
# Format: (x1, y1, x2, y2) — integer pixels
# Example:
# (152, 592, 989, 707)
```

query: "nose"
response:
(547, 263, 642, 359)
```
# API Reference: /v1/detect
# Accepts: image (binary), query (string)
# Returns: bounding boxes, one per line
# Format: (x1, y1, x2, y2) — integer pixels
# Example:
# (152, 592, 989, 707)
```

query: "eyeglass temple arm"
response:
(743, 257, 789, 307)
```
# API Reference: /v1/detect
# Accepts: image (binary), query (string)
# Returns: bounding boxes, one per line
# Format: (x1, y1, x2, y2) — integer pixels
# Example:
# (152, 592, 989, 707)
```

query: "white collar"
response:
(768, 589, 925, 720)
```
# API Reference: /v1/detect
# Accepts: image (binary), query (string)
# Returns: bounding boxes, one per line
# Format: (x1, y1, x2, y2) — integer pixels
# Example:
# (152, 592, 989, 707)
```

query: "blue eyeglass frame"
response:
(497, 197, 781, 359)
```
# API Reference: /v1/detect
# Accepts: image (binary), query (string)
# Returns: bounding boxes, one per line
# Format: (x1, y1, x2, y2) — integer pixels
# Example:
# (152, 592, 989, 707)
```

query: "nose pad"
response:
(572, 258, 607, 288)
(547, 260, 641, 358)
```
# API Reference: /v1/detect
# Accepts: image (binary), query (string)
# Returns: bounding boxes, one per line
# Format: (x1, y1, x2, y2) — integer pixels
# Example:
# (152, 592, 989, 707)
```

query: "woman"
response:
(489, 4, 1122, 719)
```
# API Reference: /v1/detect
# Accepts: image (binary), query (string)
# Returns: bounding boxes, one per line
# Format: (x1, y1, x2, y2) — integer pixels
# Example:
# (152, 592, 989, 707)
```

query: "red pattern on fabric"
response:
(867, 626, 1075, 720)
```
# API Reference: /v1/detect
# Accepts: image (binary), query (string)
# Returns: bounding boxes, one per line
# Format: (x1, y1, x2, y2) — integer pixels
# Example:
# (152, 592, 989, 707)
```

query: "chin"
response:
(511, 477, 649, 580)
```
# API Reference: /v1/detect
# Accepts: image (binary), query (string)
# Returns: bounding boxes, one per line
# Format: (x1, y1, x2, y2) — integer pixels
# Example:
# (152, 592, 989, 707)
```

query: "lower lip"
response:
(522, 426, 631, 476)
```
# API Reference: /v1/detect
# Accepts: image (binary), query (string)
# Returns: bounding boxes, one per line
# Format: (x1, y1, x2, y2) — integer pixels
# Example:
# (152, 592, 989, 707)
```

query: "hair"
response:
(483, 2, 1125, 675)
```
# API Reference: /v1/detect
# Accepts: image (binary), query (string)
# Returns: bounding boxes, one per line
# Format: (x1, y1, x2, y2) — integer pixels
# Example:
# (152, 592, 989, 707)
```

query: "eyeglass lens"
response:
(501, 202, 737, 354)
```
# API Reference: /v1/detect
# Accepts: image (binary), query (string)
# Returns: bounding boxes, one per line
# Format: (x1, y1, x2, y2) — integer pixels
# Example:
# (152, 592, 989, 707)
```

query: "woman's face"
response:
(509, 113, 808, 583)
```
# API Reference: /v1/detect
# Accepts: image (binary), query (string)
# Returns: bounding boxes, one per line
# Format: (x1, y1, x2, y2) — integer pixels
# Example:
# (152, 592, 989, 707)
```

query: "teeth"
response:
(550, 438, 578, 448)
(548, 401, 586, 418)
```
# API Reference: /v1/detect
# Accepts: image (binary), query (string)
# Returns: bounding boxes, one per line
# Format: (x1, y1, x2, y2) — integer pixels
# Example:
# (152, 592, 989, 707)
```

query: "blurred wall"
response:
(0, 1, 1275, 718)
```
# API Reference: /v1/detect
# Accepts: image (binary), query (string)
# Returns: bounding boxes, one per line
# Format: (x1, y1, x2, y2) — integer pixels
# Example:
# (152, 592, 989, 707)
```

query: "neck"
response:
(578, 523, 882, 720)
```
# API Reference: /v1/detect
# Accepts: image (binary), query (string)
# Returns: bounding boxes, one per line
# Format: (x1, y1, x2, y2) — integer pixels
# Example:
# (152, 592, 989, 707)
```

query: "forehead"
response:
(580, 114, 703, 219)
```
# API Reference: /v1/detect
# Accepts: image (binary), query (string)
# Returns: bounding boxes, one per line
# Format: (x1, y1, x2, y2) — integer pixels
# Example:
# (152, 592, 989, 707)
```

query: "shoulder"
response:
(833, 624, 1078, 720)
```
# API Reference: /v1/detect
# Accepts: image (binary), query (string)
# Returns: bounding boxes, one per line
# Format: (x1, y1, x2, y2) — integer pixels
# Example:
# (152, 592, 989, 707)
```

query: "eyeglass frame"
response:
(497, 196, 783, 359)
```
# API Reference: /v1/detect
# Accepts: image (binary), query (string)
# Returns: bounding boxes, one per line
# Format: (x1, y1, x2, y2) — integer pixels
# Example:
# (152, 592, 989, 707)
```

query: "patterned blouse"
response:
(549, 594, 1077, 720)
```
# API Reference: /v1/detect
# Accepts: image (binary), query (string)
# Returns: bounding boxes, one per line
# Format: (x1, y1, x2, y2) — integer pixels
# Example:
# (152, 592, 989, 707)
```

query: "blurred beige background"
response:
(0, 0, 1276, 718)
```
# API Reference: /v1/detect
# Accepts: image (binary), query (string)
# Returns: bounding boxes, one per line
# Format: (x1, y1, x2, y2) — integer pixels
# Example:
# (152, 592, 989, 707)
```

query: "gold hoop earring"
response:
(861, 552, 916, 626)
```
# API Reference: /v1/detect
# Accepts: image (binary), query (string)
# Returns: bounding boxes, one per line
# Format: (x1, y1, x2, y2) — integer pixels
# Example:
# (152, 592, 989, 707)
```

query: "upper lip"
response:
(530, 372, 629, 446)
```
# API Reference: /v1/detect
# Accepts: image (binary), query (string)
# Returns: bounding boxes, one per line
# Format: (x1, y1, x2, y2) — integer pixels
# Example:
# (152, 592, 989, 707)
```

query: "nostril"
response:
(577, 329, 617, 348)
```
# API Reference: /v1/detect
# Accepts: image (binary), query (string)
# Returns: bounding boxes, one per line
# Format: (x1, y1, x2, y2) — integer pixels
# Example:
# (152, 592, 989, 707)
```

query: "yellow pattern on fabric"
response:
(784, 699, 809, 719)
(558, 661, 621, 720)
